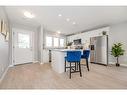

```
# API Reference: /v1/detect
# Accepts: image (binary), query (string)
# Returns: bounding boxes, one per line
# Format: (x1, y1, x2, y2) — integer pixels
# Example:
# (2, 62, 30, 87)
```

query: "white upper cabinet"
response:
(67, 27, 110, 43)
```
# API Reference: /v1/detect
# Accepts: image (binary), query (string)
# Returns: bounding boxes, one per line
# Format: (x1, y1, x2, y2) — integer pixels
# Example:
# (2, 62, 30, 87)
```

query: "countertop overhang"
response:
(50, 49, 83, 52)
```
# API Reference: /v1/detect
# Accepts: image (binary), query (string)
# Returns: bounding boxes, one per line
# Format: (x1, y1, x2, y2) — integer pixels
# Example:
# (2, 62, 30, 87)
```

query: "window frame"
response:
(59, 38, 64, 47)
(53, 37, 59, 47)
(45, 35, 65, 48)
(45, 36, 53, 47)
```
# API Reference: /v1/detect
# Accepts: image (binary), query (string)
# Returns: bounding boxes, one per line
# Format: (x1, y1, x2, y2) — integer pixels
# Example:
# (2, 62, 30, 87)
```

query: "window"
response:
(46, 36, 52, 47)
(60, 38, 64, 47)
(53, 37, 59, 47)
(18, 33, 30, 48)
(45, 36, 65, 48)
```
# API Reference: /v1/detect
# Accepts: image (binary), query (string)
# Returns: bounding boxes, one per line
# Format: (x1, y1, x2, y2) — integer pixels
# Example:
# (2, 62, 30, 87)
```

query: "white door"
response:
(13, 28, 34, 65)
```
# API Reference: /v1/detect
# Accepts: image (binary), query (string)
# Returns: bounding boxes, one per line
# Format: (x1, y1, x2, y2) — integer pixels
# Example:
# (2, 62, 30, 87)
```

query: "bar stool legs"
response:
(65, 60, 82, 79)
(69, 62, 82, 79)
(70, 62, 71, 79)
(79, 62, 82, 77)
(75, 62, 76, 71)
(86, 59, 89, 71)
(65, 60, 66, 72)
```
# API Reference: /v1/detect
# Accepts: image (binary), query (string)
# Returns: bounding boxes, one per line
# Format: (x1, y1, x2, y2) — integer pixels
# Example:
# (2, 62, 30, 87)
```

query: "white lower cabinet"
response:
(51, 50, 66, 73)
(42, 50, 49, 63)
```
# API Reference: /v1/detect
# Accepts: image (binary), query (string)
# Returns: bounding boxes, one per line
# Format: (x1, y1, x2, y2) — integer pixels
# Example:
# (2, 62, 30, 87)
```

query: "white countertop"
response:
(51, 49, 82, 52)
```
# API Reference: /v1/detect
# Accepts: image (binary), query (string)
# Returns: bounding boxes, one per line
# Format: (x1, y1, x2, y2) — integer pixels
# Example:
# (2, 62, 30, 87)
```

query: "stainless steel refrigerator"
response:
(90, 35, 108, 65)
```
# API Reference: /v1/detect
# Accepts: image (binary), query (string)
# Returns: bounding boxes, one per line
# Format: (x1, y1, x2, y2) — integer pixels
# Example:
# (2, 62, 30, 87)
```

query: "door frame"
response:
(11, 28, 34, 66)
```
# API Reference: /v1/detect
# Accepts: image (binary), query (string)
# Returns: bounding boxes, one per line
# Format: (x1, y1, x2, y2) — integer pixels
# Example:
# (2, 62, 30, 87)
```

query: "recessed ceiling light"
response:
(66, 18, 70, 22)
(57, 31, 61, 34)
(58, 14, 62, 17)
(72, 22, 76, 25)
(24, 11, 35, 18)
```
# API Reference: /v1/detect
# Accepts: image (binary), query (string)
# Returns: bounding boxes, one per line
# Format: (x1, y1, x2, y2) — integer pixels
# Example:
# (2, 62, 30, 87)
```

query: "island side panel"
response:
(51, 50, 66, 73)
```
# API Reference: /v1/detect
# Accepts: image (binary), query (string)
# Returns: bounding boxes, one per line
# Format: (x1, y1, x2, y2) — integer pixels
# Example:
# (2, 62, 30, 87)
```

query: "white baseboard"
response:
(0, 66, 9, 84)
(33, 61, 39, 63)
(108, 61, 127, 67)
(35, 61, 44, 64)
(40, 62, 44, 64)
(9, 64, 14, 67)
(120, 63, 127, 67)
(108, 62, 115, 64)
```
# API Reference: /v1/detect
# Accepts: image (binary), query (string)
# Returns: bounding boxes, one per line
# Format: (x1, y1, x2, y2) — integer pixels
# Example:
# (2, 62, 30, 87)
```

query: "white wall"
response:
(109, 22, 127, 65)
(0, 7, 9, 79)
(37, 25, 44, 63)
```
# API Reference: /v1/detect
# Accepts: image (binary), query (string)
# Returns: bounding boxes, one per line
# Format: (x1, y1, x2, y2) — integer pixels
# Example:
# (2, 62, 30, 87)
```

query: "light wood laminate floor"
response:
(0, 63, 127, 89)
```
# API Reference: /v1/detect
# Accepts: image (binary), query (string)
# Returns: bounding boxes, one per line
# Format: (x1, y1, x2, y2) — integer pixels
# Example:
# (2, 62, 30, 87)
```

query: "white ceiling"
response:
(5, 6, 127, 35)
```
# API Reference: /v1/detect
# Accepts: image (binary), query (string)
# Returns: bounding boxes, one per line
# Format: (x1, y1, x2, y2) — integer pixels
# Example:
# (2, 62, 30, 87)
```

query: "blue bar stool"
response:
(81, 50, 90, 71)
(65, 51, 82, 79)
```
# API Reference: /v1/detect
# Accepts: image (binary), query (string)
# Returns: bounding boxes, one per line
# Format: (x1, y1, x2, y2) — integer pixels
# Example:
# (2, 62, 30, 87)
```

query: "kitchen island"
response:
(51, 49, 82, 73)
